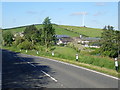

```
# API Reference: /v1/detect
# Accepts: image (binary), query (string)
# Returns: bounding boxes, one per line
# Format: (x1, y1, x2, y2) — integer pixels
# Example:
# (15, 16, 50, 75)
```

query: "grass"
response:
(54, 46, 78, 59)
(3, 26, 26, 34)
(2, 24, 103, 37)
(53, 46, 115, 70)
(60, 25, 103, 37)
(2, 24, 79, 37)
(53, 25, 79, 37)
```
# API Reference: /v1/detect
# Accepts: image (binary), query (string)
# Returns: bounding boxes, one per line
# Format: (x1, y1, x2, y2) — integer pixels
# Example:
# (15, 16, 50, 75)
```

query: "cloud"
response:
(71, 12, 88, 16)
(12, 18, 16, 23)
(93, 12, 102, 16)
(26, 11, 38, 14)
(93, 11, 106, 16)
(26, 10, 46, 15)
(92, 20, 99, 23)
(57, 8, 64, 10)
(95, 2, 105, 6)
(39, 10, 46, 14)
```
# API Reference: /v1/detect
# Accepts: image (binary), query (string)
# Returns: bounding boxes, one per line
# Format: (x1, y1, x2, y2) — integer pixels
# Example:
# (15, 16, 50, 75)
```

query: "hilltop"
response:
(2, 24, 103, 37)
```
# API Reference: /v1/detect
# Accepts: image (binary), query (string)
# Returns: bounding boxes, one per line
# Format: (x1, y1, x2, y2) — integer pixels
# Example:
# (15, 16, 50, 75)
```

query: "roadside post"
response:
(114, 58, 119, 72)
(20, 49, 21, 52)
(52, 51, 54, 56)
(76, 54, 78, 61)
(26, 50, 27, 53)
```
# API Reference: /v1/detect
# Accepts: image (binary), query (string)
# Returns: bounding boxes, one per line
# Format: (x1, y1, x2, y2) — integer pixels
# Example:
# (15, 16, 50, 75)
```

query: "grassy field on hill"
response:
(2, 24, 102, 37)
(60, 25, 103, 37)
(2, 24, 80, 37)
(35, 24, 79, 37)
(3, 26, 26, 34)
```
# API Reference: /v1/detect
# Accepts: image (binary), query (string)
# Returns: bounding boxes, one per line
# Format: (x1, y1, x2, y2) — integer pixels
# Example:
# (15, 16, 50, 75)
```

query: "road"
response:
(2, 49, 119, 89)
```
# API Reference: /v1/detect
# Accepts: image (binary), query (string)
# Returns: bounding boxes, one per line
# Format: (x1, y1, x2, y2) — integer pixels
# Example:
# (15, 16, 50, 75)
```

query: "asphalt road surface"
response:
(2, 49, 119, 89)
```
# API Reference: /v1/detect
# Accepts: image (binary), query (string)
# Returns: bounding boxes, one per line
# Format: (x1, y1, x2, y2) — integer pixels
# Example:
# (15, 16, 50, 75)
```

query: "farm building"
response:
(55, 35, 73, 45)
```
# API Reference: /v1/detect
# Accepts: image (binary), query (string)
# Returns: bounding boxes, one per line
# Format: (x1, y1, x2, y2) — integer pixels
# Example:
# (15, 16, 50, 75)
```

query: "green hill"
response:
(2, 24, 103, 37)
(59, 25, 103, 37)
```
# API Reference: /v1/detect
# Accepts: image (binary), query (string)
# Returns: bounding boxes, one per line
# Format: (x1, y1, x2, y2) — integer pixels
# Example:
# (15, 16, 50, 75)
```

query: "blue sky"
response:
(2, 2, 118, 29)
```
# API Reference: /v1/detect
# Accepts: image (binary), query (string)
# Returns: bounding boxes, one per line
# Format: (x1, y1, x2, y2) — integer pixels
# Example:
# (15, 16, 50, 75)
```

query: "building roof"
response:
(55, 35, 70, 38)
(81, 37, 101, 41)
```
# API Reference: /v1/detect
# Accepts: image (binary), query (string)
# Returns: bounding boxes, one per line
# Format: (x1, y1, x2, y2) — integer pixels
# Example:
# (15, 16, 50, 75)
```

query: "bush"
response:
(50, 46, 56, 51)
(17, 40, 34, 50)
(13, 36, 25, 46)
(90, 48, 100, 55)
(59, 43, 64, 46)
(3, 31, 14, 46)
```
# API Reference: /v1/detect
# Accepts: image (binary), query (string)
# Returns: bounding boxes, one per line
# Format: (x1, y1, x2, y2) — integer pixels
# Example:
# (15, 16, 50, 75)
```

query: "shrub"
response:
(17, 40, 34, 50)
(3, 31, 14, 46)
(59, 43, 64, 46)
(13, 36, 25, 46)
(90, 48, 100, 55)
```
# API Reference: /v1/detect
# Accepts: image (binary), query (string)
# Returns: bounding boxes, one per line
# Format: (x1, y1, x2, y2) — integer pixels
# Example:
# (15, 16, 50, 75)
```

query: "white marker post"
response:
(115, 58, 119, 71)
(37, 51, 39, 55)
(20, 49, 21, 52)
(52, 51, 54, 56)
(26, 50, 27, 53)
(76, 54, 78, 61)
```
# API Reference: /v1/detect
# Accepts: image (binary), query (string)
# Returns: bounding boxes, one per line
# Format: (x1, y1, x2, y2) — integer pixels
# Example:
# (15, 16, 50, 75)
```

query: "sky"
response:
(2, 2, 119, 30)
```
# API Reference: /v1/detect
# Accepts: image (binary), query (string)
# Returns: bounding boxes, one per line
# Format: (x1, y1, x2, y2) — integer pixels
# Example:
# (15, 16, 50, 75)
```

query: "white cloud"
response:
(93, 12, 102, 16)
(93, 11, 106, 16)
(12, 18, 16, 23)
(57, 8, 64, 10)
(71, 12, 88, 16)
(26, 11, 38, 14)
(95, 2, 105, 6)
(26, 10, 46, 15)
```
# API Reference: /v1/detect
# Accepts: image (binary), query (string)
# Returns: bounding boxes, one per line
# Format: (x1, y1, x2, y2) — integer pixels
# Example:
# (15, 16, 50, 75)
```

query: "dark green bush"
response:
(17, 40, 34, 50)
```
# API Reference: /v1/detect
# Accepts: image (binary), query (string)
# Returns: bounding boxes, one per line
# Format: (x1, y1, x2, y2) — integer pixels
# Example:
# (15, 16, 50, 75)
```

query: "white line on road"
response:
(29, 63, 36, 67)
(20, 58, 58, 83)
(41, 70, 58, 82)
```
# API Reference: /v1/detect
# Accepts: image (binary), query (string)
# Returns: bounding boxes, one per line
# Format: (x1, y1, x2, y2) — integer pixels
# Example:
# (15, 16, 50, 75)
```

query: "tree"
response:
(3, 31, 14, 46)
(13, 35, 25, 46)
(17, 40, 34, 50)
(42, 17, 56, 48)
(115, 31, 120, 58)
(100, 25, 120, 57)
(24, 25, 42, 44)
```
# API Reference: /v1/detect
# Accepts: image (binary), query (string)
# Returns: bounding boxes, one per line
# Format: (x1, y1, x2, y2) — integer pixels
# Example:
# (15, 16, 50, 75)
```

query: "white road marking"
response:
(41, 70, 58, 82)
(20, 57, 58, 83)
(26, 55, 119, 80)
(27, 62, 30, 63)
(29, 63, 36, 67)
